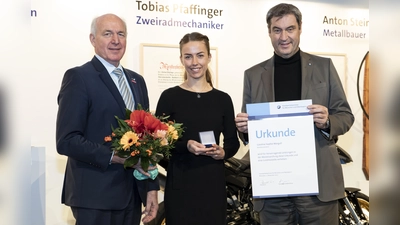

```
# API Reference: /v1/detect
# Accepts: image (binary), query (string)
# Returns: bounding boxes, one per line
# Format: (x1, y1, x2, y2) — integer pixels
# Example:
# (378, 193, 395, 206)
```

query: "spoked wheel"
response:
(339, 192, 369, 225)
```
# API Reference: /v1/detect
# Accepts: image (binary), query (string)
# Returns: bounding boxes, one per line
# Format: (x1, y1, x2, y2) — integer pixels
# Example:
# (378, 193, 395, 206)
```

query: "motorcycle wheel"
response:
(339, 191, 369, 225)
(145, 201, 166, 225)
(356, 192, 369, 221)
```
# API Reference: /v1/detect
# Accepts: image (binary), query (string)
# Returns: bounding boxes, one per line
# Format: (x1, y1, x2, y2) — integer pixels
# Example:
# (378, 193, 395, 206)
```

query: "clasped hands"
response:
(235, 104, 330, 132)
(187, 140, 225, 160)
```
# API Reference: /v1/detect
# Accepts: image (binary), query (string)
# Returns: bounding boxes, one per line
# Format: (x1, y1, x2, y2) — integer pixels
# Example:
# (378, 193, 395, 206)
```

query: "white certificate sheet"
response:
(247, 99, 319, 198)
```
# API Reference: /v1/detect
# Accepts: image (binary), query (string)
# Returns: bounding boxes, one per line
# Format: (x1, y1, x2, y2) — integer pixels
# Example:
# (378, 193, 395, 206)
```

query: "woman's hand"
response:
(187, 140, 225, 160)
(187, 140, 212, 155)
(204, 144, 225, 160)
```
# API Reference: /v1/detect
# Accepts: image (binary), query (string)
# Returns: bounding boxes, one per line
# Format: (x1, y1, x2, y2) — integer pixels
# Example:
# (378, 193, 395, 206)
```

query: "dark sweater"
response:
(274, 50, 302, 101)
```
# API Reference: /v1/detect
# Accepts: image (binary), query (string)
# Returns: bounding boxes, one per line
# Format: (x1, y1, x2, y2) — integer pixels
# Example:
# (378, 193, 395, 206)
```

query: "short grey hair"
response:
(90, 14, 127, 36)
(90, 17, 98, 35)
(266, 3, 302, 31)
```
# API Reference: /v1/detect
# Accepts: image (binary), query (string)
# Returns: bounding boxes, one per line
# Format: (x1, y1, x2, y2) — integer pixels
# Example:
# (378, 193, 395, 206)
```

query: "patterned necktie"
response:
(113, 68, 135, 111)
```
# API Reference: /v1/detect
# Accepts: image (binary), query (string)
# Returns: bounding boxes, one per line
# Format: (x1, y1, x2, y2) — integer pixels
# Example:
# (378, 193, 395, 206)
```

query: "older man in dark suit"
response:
(235, 3, 354, 225)
(56, 14, 158, 225)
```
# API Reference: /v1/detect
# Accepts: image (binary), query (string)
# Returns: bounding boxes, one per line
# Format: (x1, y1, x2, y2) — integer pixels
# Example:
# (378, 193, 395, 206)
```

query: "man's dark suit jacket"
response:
(56, 56, 159, 210)
(240, 51, 354, 207)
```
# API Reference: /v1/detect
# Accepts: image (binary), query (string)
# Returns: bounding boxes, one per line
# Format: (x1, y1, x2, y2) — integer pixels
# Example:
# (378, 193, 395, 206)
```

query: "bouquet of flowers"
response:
(104, 105, 184, 180)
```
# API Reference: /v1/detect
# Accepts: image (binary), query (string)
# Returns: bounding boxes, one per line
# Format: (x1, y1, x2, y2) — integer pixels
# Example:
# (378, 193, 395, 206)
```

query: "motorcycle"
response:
(337, 145, 369, 225)
(147, 145, 369, 225)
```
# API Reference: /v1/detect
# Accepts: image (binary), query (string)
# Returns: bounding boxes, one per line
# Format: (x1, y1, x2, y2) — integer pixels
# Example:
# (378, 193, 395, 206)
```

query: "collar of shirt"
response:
(95, 55, 123, 74)
(95, 55, 127, 87)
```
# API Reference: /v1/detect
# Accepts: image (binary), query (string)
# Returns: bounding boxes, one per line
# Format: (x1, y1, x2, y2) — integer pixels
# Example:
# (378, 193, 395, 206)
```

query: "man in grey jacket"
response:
(235, 3, 354, 225)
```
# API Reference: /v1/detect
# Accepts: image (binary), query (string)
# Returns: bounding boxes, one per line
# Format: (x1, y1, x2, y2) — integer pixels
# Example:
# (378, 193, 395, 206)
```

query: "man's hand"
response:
(111, 155, 157, 177)
(111, 154, 126, 164)
(142, 190, 159, 223)
(132, 159, 157, 177)
(235, 113, 249, 133)
(307, 104, 330, 129)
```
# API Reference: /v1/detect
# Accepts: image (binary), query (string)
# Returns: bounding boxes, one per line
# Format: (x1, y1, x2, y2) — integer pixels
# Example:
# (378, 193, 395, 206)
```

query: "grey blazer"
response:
(240, 50, 354, 202)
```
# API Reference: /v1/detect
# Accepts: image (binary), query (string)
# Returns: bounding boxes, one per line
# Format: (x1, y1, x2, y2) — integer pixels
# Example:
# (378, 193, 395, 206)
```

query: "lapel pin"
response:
(131, 78, 136, 84)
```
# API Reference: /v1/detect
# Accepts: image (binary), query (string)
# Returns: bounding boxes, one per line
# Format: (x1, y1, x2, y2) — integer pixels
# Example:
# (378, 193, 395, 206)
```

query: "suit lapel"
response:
(91, 57, 126, 115)
(300, 51, 313, 99)
(262, 58, 275, 102)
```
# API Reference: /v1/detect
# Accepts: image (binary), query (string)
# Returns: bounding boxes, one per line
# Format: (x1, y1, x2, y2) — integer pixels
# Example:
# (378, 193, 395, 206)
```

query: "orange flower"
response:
(120, 131, 139, 150)
(131, 150, 140, 157)
(104, 136, 112, 142)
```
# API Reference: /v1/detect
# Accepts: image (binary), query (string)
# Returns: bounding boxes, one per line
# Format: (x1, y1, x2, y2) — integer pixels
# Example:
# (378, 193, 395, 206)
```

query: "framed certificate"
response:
(247, 99, 319, 198)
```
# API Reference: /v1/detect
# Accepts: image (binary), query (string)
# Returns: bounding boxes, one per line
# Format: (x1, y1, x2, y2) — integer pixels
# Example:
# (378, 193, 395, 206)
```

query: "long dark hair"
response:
(179, 32, 213, 87)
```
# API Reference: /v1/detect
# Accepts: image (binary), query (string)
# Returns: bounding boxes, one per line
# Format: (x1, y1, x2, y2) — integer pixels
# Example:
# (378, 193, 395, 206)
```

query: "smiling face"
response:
(90, 14, 127, 67)
(269, 14, 301, 59)
(180, 40, 211, 80)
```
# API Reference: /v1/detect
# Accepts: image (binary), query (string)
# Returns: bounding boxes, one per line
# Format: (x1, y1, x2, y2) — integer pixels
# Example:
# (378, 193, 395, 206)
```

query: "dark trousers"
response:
(257, 196, 338, 225)
(71, 190, 142, 225)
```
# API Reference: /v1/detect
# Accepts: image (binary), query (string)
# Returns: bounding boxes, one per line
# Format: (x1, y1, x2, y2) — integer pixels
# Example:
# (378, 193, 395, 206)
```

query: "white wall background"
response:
(27, 0, 369, 224)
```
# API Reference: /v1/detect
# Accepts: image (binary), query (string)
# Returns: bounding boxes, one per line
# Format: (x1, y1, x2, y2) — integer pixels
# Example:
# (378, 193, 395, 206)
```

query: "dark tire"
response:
(145, 201, 166, 225)
(355, 192, 369, 222)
